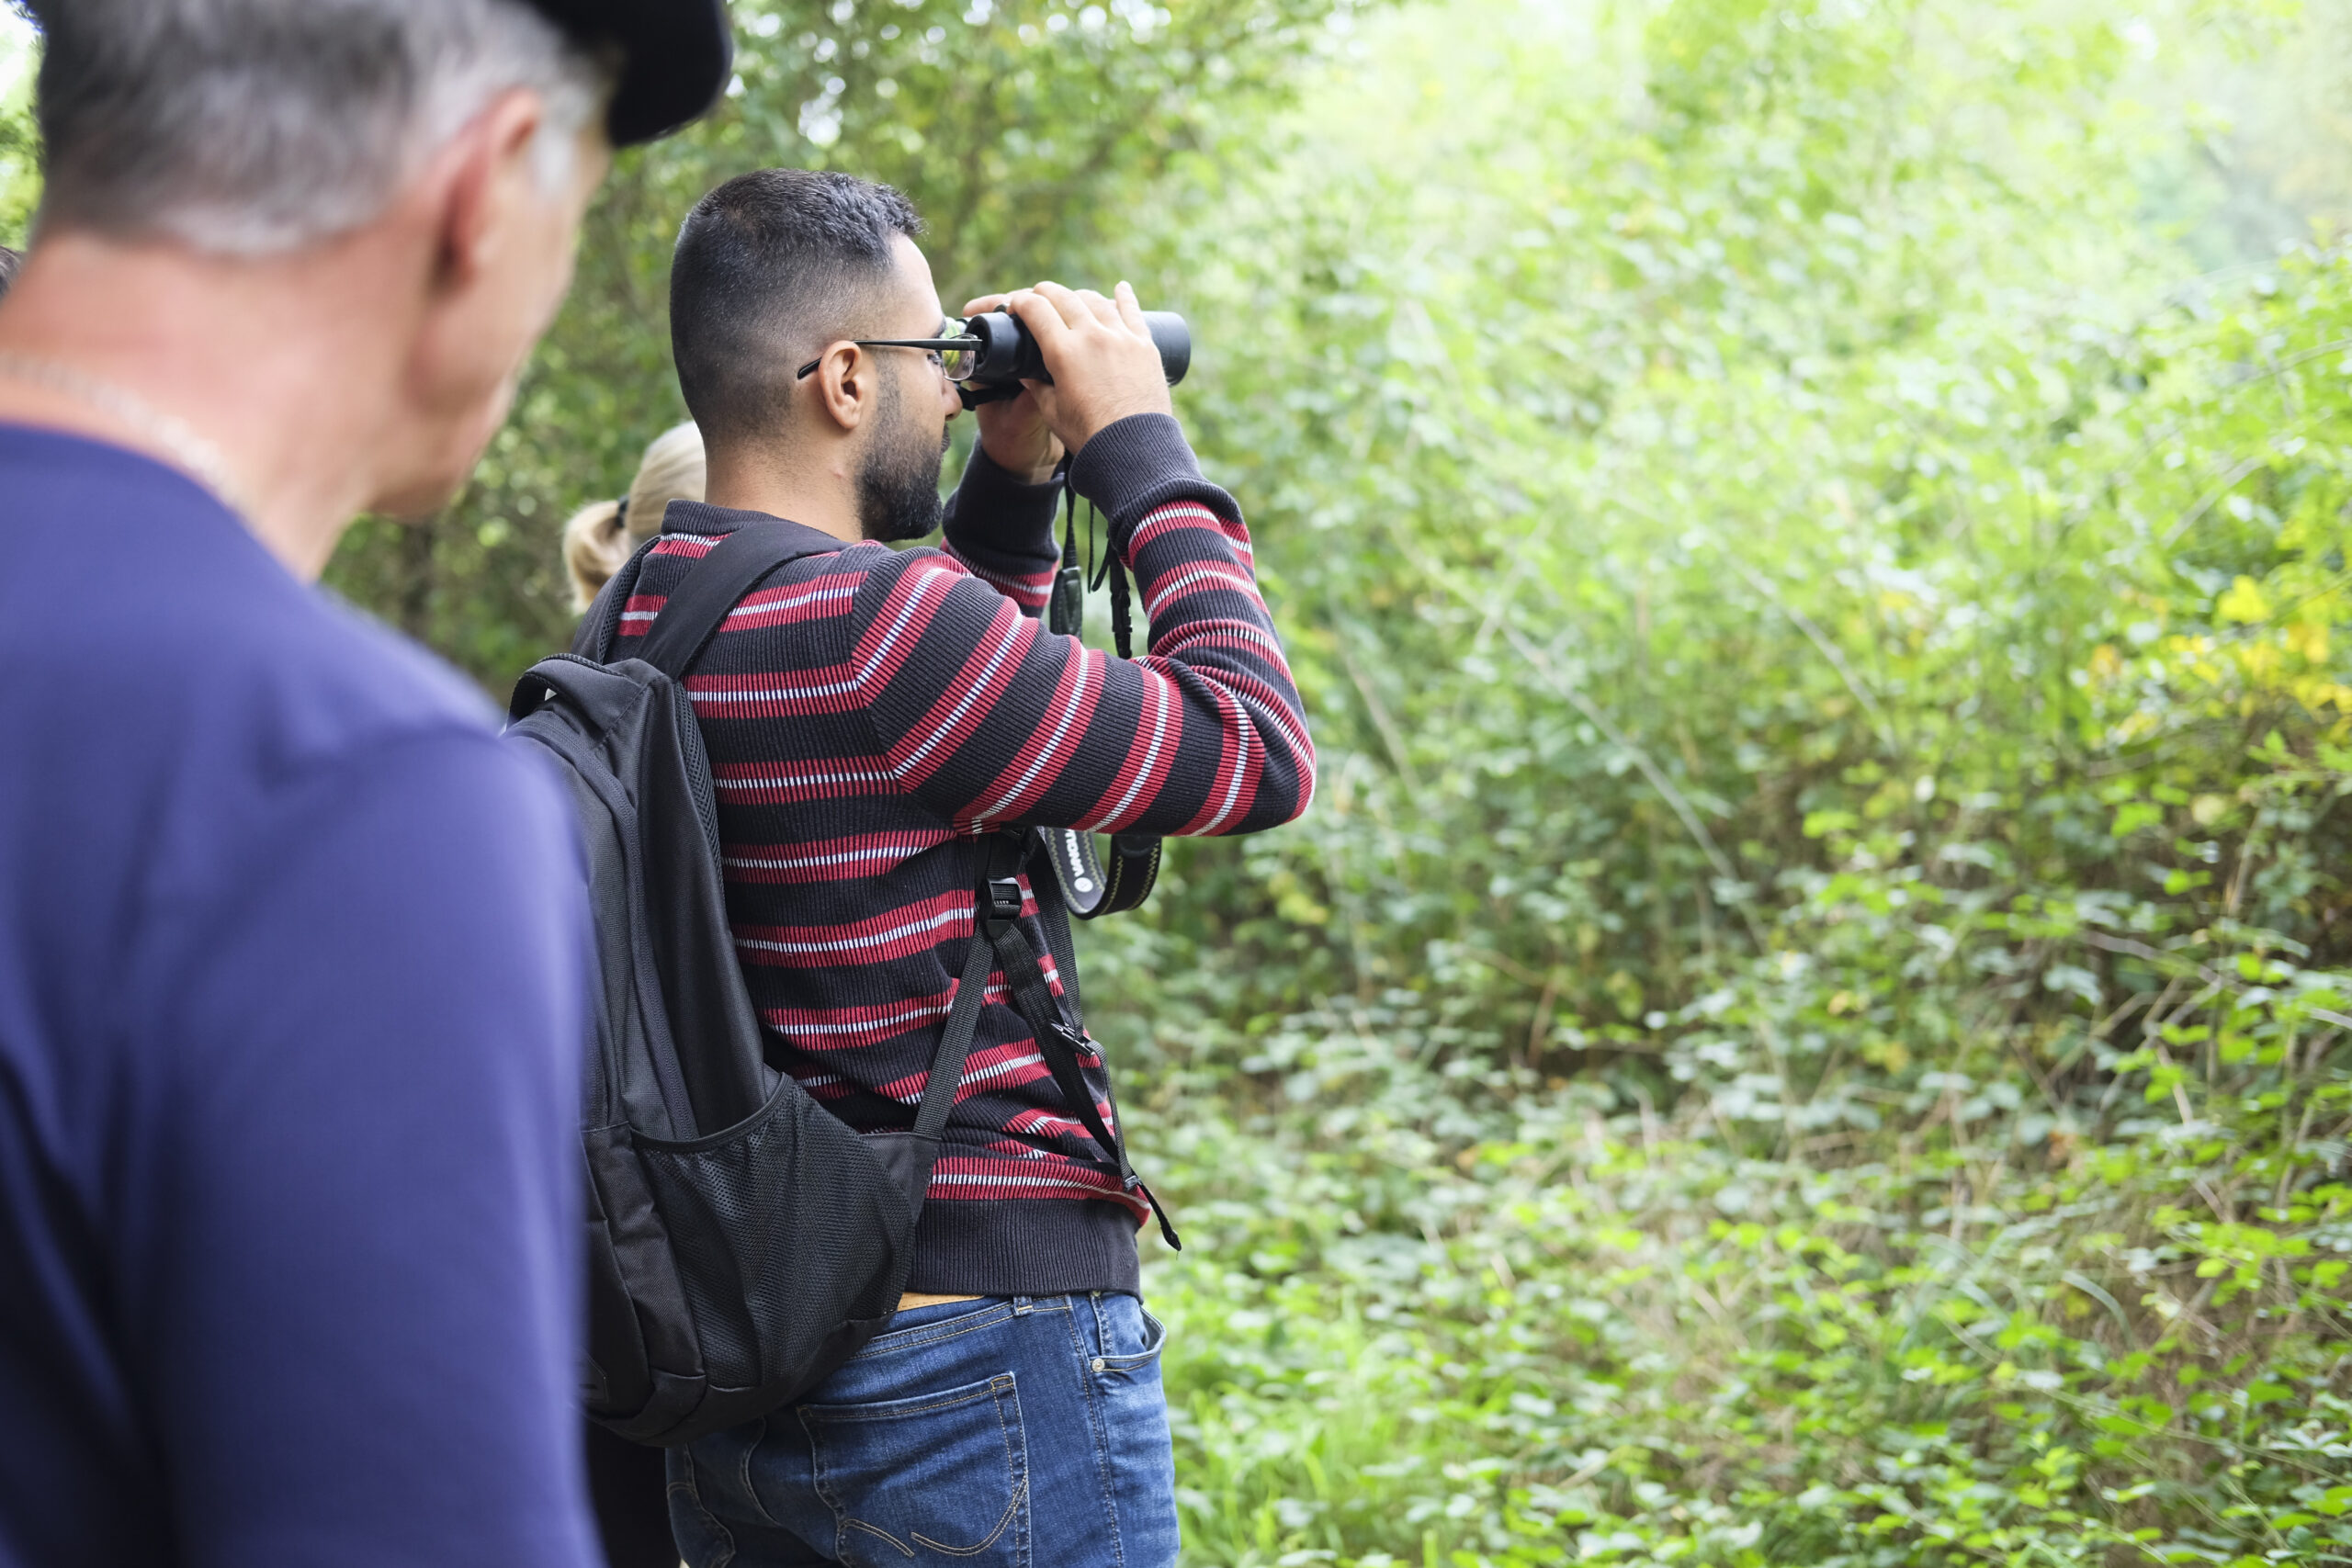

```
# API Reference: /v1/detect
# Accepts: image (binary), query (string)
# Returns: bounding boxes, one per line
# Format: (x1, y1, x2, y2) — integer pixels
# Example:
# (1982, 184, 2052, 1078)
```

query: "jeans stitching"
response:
(839, 1516, 920, 1559)
(804, 1374, 1030, 1566)
(800, 1404, 850, 1557)
(1068, 1295, 1126, 1568)
(673, 1447, 740, 1568)
(854, 1298, 1070, 1360)
(803, 1373, 1014, 1424)
(910, 1379, 1029, 1559)
(910, 1476, 1027, 1557)
(741, 1415, 785, 1530)
(854, 1303, 1013, 1358)
(1097, 1308, 1170, 1371)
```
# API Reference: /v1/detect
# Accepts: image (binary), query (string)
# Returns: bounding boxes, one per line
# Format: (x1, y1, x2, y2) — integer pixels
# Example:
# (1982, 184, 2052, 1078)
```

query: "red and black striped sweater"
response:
(617, 413, 1314, 1295)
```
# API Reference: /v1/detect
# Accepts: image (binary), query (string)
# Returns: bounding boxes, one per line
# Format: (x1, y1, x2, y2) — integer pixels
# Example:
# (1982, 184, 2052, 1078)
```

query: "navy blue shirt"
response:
(0, 426, 595, 1567)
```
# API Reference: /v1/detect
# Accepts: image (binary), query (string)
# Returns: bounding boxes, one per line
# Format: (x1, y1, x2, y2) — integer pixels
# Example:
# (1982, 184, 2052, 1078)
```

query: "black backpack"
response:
(505, 519, 1170, 1450)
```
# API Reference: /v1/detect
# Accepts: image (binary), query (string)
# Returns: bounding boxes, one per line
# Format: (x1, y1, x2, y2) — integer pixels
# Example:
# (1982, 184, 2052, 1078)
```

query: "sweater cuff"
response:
(943, 441, 1064, 573)
(1067, 412, 1233, 540)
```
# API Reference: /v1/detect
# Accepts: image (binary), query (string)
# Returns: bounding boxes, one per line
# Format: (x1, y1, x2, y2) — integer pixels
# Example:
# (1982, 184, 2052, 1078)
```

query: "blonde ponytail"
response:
(562, 423, 707, 612)
(560, 498, 628, 613)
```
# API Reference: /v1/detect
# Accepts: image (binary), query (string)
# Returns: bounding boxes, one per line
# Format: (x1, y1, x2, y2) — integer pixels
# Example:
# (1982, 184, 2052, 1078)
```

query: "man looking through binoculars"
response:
(614, 168, 1316, 1565)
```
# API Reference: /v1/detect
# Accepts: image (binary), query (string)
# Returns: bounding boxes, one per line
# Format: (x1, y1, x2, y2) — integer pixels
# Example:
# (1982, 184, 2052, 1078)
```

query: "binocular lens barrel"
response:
(959, 310, 1191, 389)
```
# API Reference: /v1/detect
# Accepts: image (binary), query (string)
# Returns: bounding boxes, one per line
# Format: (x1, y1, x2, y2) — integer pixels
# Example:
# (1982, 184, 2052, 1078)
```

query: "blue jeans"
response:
(667, 1293, 1178, 1568)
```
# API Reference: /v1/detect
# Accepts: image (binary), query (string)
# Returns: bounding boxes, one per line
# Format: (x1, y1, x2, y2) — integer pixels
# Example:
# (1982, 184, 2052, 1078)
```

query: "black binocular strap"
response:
(1094, 833, 1163, 917)
(1037, 820, 1162, 921)
(1035, 485, 1163, 920)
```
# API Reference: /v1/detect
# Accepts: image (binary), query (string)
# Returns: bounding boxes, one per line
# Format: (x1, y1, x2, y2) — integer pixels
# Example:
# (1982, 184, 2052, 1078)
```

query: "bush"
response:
(1086, 0, 2352, 1557)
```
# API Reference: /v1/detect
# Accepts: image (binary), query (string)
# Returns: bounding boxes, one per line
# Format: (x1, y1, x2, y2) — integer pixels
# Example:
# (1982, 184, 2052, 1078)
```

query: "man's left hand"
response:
(962, 293, 1063, 483)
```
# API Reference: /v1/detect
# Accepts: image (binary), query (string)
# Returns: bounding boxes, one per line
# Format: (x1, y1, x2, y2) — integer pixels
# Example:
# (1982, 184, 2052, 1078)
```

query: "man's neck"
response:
(704, 445, 863, 544)
(0, 233, 412, 581)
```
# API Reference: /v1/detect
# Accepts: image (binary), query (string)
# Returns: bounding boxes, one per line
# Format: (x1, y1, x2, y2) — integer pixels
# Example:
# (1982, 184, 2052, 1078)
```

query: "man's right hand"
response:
(1003, 280, 1174, 456)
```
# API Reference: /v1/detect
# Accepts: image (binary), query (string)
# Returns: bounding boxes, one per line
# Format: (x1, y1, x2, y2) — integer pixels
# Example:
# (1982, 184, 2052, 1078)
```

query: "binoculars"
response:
(949, 310, 1191, 407)
(803, 310, 1192, 410)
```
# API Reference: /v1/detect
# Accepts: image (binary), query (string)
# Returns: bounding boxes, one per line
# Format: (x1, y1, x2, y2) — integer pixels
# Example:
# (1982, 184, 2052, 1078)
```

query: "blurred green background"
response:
(6, 0, 2352, 1559)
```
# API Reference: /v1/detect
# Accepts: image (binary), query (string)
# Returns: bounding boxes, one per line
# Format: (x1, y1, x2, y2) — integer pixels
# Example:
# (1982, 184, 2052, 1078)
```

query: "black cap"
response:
(526, 0, 734, 146)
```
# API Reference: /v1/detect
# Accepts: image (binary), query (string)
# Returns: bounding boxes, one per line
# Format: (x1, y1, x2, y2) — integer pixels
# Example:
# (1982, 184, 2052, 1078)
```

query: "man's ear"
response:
(812, 344, 872, 434)
(429, 88, 548, 295)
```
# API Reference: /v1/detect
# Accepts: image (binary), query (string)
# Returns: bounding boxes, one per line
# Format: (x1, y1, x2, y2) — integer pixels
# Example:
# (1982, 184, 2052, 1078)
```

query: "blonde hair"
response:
(561, 422, 707, 612)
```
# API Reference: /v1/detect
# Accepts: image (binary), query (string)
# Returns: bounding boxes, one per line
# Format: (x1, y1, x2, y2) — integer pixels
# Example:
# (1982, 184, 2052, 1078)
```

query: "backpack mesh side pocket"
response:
(631, 1075, 916, 1427)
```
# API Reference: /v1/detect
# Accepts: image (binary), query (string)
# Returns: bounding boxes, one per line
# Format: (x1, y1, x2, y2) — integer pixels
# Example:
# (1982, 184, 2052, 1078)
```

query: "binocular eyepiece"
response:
(953, 310, 1191, 409)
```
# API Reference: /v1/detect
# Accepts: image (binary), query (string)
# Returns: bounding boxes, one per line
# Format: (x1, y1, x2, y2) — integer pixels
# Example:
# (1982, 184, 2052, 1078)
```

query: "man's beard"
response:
(856, 374, 951, 543)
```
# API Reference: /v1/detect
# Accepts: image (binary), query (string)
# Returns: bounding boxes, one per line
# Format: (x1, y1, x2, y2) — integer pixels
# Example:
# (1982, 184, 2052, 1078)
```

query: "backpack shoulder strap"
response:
(636, 522, 842, 679)
(972, 836, 1182, 1251)
(907, 839, 1027, 1145)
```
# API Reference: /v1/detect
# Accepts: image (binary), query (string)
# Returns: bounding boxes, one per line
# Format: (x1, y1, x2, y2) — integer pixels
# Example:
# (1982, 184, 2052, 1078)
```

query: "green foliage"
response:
(0, 18, 37, 248)
(1137, 1007, 2352, 1562)
(1066, 0, 2352, 1558)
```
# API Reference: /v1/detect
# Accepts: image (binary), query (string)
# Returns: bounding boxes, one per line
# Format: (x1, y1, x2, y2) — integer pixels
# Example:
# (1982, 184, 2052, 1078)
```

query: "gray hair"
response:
(21, 0, 608, 254)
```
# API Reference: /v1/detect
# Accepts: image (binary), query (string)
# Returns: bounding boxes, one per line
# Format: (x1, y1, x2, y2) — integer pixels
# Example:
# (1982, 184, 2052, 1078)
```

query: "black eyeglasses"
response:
(797, 323, 981, 383)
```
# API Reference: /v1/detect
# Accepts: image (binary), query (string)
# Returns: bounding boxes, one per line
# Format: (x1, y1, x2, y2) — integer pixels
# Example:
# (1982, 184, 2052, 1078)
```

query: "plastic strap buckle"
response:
(984, 876, 1026, 924)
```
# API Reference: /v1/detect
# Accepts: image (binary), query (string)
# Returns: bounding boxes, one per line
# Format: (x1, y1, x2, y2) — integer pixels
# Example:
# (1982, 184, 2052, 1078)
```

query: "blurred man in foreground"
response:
(0, 2, 725, 1563)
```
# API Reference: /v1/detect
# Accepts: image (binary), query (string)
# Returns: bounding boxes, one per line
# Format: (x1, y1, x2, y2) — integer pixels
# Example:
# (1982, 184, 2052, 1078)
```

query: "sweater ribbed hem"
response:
(903, 1198, 1141, 1296)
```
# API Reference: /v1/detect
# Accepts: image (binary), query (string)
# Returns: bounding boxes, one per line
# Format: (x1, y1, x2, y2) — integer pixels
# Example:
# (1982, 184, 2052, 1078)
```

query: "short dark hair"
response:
(0, 248, 19, 299)
(670, 168, 923, 446)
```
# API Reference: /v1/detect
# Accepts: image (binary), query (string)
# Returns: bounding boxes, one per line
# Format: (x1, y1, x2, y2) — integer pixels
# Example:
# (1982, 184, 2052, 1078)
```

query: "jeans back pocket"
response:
(800, 1373, 1029, 1567)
